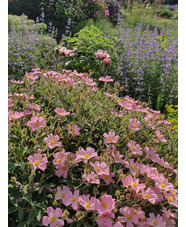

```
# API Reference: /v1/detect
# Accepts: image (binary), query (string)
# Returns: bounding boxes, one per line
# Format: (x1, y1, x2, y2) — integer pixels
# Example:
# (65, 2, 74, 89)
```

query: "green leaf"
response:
(23, 194, 33, 205)
(27, 207, 37, 222)
(18, 207, 24, 221)
(8, 206, 17, 214)
(8, 163, 19, 171)
(36, 209, 41, 221)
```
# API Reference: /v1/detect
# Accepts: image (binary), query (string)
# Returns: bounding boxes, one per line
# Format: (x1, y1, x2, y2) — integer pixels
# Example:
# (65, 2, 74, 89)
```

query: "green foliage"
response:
(156, 8, 173, 18)
(60, 25, 118, 78)
(165, 105, 178, 130)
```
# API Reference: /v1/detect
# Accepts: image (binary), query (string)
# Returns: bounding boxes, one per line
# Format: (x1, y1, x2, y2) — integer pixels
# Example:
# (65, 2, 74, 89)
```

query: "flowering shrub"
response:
(9, 67, 178, 226)
(105, 0, 121, 24)
(164, 104, 178, 130)
(8, 15, 57, 80)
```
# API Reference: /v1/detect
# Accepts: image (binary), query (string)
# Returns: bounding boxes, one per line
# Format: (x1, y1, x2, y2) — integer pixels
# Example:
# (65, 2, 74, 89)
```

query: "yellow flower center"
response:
(10, 114, 14, 117)
(104, 78, 107, 81)
(60, 112, 64, 115)
(30, 76, 33, 78)
(132, 123, 136, 128)
(50, 140, 55, 144)
(85, 202, 90, 208)
(72, 128, 75, 132)
(35, 122, 39, 127)
(158, 135, 161, 139)
(126, 214, 131, 220)
(149, 153, 153, 157)
(153, 220, 158, 226)
(97, 167, 101, 172)
(102, 202, 108, 208)
(145, 193, 150, 199)
(109, 137, 113, 141)
(132, 182, 138, 187)
(50, 216, 56, 223)
(129, 99, 132, 102)
(161, 162, 164, 166)
(132, 146, 136, 151)
(130, 165, 135, 170)
(172, 191, 176, 195)
(160, 183, 165, 188)
(57, 158, 61, 163)
(123, 105, 127, 108)
(116, 156, 120, 160)
(166, 220, 169, 226)
(71, 197, 76, 202)
(61, 193, 65, 198)
(62, 166, 67, 171)
(168, 196, 173, 202)
(105, 175, 109, 179)
(84, 153, 90, 158)
(34, 160, 40, 166)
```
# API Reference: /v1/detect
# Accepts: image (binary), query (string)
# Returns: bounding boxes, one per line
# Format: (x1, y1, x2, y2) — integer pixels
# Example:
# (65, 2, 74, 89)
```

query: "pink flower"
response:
(26, 103, 41, 111)
(8, 111, 24, 120)
(98, 76, 113, 82)
(156, 130, 167, 143)
(55, 163, 68, 178)
(53, 149, 67, 166)
(76, 147, 98, 163)
(67, 124, 80, 136)
(68, 190, 79, 210)
(155, 178, 173, 191)
(54, 107, 70, 116)
(10, 79, 24, 84)
(90, 161, 109, 175)
(24, 109, 33, 115)
(113, 222, 123, 227)
(144, 147, 159, 162)
(129, 118, 141, 131)
(121, 175, 133, 188)
(161, 207, 177, 219)
(144, 116, 155, 129)
(130, 178, 146, 193)
(55, 186, 72, 206)
(97, 212, 115, 227)
(8, 98, 14, 108)
(28, 153, 48, 171)
(82, 172, 100, 184)
(43, 133, 62, 149)
(117, 100, 132, 110)
(27, 116, 46, 131)
(25, 72, 38, 81)
(125, 159, 140, 175)
(103, 58, 111, 66)
(127, 141, 142, 155)
(100, 172, 115, 185)
(146, 213, 165, 227)
(95, 49, 110, 60)
(95, 195, 115, 215)
(105, 10, 109, 16)
(112, 151, 123, 163)
(78, 194, 96, 210)
(103, 131, 119, 144)
(118, 206, 139, 226)
(141, 187, 158, 204)
(42, 206, 64, 226)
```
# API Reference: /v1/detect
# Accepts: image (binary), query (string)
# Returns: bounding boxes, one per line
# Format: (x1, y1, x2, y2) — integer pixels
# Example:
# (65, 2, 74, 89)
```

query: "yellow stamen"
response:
(50, 216, 56, 223)
(132, 182, 138, 187)
(35, 122, 39, 127)
(85, 202, 90, 208)
(126, 214, 131, 220)
(50, 140, 55, 144)
(168, 196, 173, 202)
(130, 165, 135, 170)
(97, 167, 101, 172)
(61, 193, 65, 198)
(153, 220, 158, 226)
(109, 137, 113, 141)
(102, 202, 108, 208)
(71, 197, 76, 202)
(84, 153, 90, 158)
(105, 175, 109, 180)
(60, 112, 64, 115)
(132, 123, 136, 128)
(34, 160, 40, 166)
(116, 156, 120, 160)
(149, 153, 153, 157)
(57, 158, 61, 163)
(132, 146, 136, 151)
(145, 193, 150, 199)
(160, 183, 165, 188)
(62, 166, 67, 171)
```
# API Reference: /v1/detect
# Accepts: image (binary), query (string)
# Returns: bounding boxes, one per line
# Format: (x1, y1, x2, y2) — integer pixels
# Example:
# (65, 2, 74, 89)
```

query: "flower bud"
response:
(115, 190, 120, 197)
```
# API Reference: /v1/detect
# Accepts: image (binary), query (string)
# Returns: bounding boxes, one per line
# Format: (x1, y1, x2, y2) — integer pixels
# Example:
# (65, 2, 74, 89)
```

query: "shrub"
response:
(8, 67, 177, 226)
(8, 15, 57, 80)
(164, 105, 178, 130)
(105, 0, 121, 24)
(156, 8, 173, 18)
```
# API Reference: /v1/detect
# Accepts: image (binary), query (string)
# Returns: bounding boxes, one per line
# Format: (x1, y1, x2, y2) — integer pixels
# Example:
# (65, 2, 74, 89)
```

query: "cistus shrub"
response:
(8, 15, 57, 80)
(164, 104, 178, 130)
(156, 8, 174, 18)
(9, 67, 177, 226)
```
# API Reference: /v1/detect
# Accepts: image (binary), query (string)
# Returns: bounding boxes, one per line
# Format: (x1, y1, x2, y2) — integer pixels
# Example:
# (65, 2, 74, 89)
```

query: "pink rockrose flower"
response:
(129, 118, 141, 131)
(105, 10, 109, 16)
(90, 161, 109, 175)
(125, 159, 140, 175)
(67, 123, 80, 136)
(8, 98, 14, 108)
(43, 133, 62, 149)
(55, 163, 68, 178)
(55, 186, 72, 206)
(112, 150, 123, 163)
(130, 178, 146, 194)
(155, 178, 173, 191)
(100, 172, 115, 185)
(141, 187, 158, 204)
(95, 195, 115, 215)
(144, 147, 159, 162)
(27, 116, 46, 131)
(24, 109, 33, 116)
(42, 206, 64, 227)
(103, 131, 119, 144)
(118, 206, 139, 226)
(161, 207, 177, 219)
(8, 111, 25, 120)
(78, 194, 96, 210)
(146, 213, 165, 227)
(76, 147, 98, 163)
(54, 108, 70, 116)
(98, 76, 113, 82)
(82, 172, 100, 184)
(25, 72, 38, 81)
(53, 149, 67, 166)
(117, 100, 132, 110)
(156, 130, 167, 143)
(26, 103, 41, 111)
(144, 116, 155, 130)
(10, 79, 24, 84)
(121, 175, 133, 188)
(28, 153, 48, 171)
(95, 49, 110, 60)
(97, 212, 115, 227)
(68, 190, 79, 210)
(127, 141, 142, 155)
(113, 222, 123, 227)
